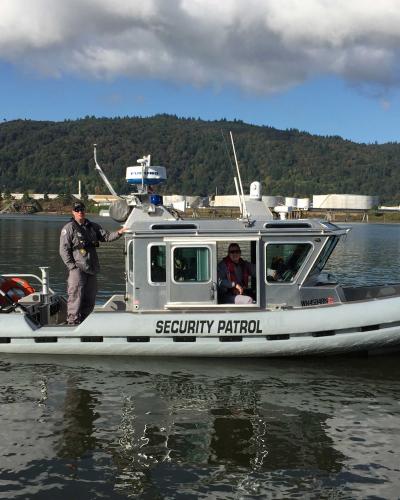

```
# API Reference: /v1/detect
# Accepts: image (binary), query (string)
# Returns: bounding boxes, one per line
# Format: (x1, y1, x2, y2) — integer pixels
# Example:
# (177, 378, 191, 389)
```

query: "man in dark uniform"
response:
(59, 202, 128, 325)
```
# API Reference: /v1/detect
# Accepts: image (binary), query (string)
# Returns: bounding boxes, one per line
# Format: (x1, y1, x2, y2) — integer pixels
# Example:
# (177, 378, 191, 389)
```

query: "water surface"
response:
(0, 216, 400, 498)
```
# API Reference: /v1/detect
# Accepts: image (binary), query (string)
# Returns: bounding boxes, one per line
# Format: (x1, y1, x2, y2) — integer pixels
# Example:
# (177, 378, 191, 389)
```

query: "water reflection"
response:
(56, 378, 99, 460)
(2, 356, 384, 497)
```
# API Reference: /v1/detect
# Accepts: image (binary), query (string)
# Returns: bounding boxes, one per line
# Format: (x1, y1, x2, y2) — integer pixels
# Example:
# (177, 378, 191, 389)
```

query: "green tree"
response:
(0, 115, 399, 203)
(22, 191, 31, 202)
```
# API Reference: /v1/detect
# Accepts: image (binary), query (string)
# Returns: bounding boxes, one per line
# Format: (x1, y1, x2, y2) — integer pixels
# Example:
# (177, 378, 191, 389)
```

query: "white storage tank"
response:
(214, 194, 286, 208)
(262, 196, 284, 207)
(212, 195, 241, 207)
(313, 194, 379, 210)
(163, 195, 186, 207)
(172, 200, 186, 212)
(285, 197, 298, 208)
(297, 198, 310, 210)
(379, 205, 400, 211)
(186, 196, 201, 208)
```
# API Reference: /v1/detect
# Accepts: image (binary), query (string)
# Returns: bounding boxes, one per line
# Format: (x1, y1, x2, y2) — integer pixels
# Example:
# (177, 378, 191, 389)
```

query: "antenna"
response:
(136, 155, 151, 194)
(93, 144, 119, 197)
(230, 132, 248, 219)
(220, 130, 244, 217)
(233, 177, 244, 215)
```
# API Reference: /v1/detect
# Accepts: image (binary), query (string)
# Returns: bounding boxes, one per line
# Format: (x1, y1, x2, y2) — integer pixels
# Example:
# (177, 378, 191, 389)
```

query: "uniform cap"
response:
(73, 202, 86, 211)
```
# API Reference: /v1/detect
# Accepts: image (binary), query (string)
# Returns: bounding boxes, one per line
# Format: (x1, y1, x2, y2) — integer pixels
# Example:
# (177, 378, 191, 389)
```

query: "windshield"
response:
(266, 243, 312, 283)
(310, 236, 339, 275)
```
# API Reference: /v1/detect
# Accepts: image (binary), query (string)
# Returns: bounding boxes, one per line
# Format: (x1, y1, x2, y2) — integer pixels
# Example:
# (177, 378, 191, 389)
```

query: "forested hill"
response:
(0, 115, 399, 203)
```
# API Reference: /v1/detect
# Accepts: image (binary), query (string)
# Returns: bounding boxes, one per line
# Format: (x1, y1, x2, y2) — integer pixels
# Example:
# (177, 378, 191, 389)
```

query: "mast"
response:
(230, 132, 248, 219)
(93, 144, 119, 197)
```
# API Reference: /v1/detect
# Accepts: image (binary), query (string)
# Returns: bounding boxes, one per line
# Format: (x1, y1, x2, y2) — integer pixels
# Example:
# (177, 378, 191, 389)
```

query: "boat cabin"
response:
(123, 202, 348, 312)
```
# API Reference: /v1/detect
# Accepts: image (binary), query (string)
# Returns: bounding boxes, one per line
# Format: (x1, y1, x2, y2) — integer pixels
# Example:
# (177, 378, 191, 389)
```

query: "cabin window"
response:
(173, 247, 210, 282)
(265, 243, 312, 283)
(149, 244, 166, 283)
(309, 236, 339, 275)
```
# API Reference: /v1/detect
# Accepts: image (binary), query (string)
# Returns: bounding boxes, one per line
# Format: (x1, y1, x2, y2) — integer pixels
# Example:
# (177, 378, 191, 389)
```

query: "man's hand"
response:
(235, 284, 244, 295)
(118, 227, 129, 235)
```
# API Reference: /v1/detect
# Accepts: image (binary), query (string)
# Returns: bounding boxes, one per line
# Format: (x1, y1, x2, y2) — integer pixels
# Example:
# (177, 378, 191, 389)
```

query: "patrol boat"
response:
(1, 145, 400, 357)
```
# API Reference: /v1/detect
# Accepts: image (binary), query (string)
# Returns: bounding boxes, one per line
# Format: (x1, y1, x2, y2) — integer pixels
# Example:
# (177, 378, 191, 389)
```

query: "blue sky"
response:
(1, 1, 399, 144)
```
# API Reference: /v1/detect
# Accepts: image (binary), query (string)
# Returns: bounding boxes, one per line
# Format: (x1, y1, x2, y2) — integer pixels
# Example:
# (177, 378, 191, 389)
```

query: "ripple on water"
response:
(0, 355, 399, 497)
(1, 220, 400, 497)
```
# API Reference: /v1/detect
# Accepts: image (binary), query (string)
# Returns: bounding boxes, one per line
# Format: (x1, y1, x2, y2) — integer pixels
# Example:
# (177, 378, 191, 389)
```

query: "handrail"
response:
(126, 240, 134, 286)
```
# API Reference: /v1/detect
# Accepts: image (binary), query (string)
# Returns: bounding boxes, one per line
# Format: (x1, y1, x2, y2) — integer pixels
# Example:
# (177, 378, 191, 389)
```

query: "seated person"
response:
(267, 256, 286, 281)
(267, 246, 306, 282)
(217, 243, 255, 304)
(174, 255, 188, 281)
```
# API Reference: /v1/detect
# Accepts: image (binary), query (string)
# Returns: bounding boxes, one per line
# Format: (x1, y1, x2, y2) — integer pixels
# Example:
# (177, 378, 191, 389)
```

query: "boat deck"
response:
(342, 284, 400, 302)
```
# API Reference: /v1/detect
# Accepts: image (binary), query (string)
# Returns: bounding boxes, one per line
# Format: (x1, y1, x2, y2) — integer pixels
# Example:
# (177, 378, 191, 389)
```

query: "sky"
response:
(1, 0, 400, 144)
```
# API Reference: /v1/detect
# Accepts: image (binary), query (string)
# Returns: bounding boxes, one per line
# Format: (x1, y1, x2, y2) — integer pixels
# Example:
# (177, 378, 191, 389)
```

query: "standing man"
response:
(59, 201, 128, 325)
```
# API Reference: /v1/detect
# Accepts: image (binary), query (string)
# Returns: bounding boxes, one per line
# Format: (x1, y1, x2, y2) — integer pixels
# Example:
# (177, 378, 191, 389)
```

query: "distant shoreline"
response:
(1, 210, 399, 224)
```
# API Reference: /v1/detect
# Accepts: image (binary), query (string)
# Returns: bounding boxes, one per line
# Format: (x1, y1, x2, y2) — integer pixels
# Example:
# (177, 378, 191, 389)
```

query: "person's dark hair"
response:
(228, 243, 241, 253)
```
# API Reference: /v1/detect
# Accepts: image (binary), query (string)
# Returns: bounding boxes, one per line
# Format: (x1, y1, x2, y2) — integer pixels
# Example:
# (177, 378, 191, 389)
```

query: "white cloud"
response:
(1, 0, 400, 93)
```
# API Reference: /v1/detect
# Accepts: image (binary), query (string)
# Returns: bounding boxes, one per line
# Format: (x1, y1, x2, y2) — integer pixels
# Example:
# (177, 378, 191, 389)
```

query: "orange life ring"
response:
(0, 277, 35, 306)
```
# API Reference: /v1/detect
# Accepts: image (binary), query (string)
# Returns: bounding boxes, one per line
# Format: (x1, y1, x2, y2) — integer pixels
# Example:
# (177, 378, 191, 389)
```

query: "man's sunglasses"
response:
(229, 250, 241, 254)
(74, 208, 85, 213)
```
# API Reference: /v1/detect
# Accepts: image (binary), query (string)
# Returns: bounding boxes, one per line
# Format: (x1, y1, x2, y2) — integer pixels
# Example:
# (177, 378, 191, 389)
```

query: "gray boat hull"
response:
(1, 295, 400, 356)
